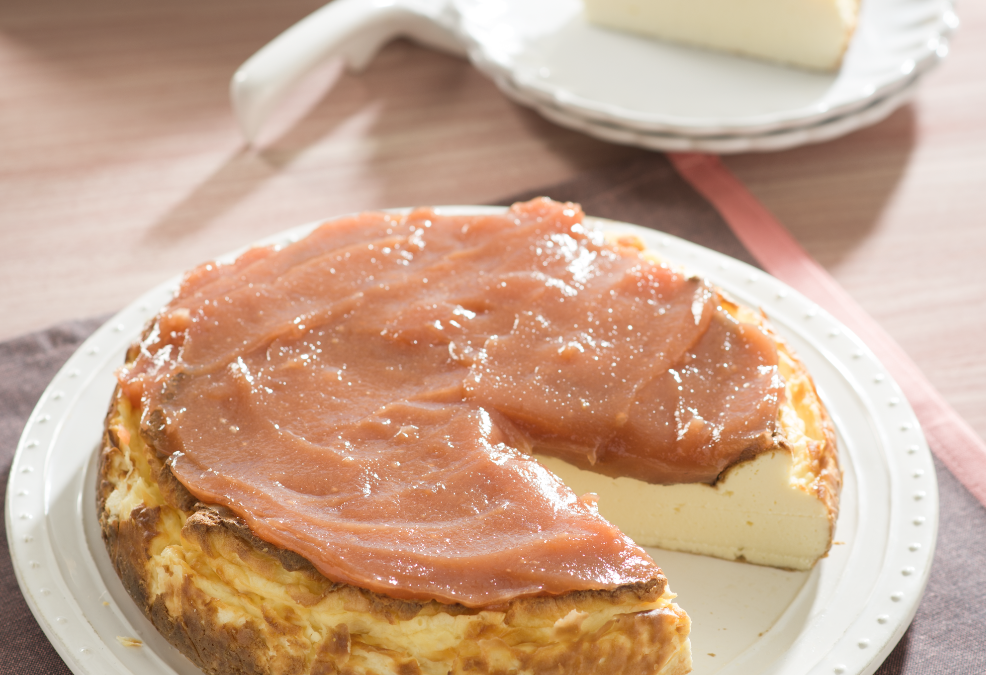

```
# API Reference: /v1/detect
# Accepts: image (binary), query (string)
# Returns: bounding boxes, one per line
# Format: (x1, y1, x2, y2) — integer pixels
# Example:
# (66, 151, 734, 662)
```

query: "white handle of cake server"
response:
(230, 0, 464, 143)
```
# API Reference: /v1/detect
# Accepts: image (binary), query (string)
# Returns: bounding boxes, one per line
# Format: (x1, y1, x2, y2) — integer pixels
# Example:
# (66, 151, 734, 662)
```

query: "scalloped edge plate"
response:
(493, 71, 918, 153)
(453, 0, 955, 136)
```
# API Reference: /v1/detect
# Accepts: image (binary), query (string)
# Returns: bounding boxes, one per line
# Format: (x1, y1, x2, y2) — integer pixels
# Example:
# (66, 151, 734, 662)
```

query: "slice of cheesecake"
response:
(583, 0, 860, 71)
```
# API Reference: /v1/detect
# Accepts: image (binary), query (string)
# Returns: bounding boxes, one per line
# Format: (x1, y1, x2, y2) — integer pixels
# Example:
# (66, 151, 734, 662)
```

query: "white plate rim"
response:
(452, 0, 956, 136)
(6, 208, 939, 675)
(493, 71, 918, 153)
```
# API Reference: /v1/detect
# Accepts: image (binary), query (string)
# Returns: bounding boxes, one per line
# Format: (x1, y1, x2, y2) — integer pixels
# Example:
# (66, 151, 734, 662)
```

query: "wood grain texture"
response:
(0, 0, 636, 341)
(0, 0, 983, 449)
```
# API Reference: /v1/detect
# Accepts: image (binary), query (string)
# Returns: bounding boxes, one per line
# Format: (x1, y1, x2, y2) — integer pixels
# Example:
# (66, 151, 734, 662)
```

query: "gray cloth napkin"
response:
(3, 154, 984, 674)
(2, 319, 106, 675)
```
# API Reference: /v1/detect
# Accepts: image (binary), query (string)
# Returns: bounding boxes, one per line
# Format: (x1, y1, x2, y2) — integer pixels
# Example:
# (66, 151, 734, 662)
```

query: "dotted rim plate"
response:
(6, 209, 938, 675)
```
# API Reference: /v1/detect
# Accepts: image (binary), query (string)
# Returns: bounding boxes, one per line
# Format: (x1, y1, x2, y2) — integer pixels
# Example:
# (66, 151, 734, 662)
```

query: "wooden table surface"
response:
(1, 0, 983, 447)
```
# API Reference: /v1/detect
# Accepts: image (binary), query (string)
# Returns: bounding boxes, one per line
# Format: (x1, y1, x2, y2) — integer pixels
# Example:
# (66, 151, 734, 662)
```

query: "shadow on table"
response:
(142, 39, 640, 243)
(145, 40, 915, 248)
(722, 103, 917, 268)
(255, 39, 641, 173)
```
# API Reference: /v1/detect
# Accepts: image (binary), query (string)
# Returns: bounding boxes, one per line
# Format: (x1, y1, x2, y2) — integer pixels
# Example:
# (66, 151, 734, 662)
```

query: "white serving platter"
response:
(7, 209, 938, 675)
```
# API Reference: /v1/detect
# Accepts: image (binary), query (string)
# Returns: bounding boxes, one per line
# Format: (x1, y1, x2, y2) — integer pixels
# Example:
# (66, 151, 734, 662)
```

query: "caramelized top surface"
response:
(119, 199, 781, 606)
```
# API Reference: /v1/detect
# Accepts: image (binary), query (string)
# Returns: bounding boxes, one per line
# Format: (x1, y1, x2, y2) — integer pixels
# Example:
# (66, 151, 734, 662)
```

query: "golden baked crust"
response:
(99, 387, 692, 675)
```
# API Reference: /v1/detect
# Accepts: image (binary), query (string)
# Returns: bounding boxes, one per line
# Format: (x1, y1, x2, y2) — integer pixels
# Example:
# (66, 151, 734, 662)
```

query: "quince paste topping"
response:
(119, 199, 782, 606)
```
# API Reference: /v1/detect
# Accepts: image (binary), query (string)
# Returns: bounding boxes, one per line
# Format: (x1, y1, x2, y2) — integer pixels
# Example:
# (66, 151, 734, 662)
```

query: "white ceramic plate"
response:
(494, 71, 918, 153)
(454, 0, 956, 136)
(7, 210, 938, 675)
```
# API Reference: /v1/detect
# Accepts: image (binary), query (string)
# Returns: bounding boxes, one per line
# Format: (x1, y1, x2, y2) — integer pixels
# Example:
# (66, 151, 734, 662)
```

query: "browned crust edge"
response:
(99, 384, 691, 675)
(712, 293, 841, 551)
(788, 350, 840, 532)
(766, 324, 842, 541)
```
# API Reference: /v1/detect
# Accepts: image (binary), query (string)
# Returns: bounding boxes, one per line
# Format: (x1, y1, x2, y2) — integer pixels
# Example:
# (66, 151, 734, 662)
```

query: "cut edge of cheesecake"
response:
(583, 0, 860, 72)
(535, 298, 840, 571)
(532, 244, 840, 571)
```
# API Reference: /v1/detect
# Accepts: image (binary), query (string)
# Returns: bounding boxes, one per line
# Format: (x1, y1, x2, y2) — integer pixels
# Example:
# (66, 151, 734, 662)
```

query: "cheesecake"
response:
(583, 0, 860, 71)
(98, 198, 838, 675)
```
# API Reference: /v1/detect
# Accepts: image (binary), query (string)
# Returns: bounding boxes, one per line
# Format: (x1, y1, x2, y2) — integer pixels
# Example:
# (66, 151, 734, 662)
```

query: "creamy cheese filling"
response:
(583, 0, 859, 71)
(536, 449, 830, 570)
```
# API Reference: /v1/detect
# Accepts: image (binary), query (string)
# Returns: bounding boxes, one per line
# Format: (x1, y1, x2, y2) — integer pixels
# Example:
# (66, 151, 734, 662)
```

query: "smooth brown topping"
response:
(119, 198, 781, 606)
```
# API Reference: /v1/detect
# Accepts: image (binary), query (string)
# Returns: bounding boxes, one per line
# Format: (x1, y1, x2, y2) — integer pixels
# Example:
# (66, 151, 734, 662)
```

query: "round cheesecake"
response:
(98, 198, 838, 675)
